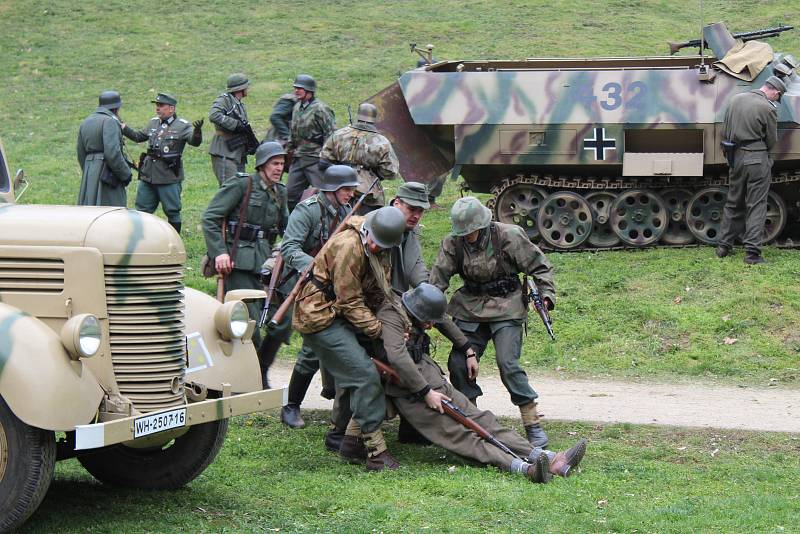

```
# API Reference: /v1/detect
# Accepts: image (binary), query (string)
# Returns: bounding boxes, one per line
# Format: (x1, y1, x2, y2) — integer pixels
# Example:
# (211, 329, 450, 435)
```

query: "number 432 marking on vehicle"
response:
(577, 82, 648, 111)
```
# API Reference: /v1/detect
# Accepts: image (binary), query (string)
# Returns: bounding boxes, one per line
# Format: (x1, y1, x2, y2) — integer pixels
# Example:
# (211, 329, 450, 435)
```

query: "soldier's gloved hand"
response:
(424, 389, 450, 414)
(192, 118, 204, 130)
(465, 348, 479, 380)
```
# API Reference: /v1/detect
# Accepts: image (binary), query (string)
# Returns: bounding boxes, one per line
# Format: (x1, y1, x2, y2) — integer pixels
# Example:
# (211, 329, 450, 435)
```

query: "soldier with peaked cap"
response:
(122, 93, 203, 234)
(286, 74, 336, 211)
(202, 142, 289, 368)
(369, 283, 586, 483)
(276, 165, 360, 429)
(430, 196, 556, 449)
(77, 90, 132, 207)
(293, 206, 406, 471)
(320, 102, 400, 215)
(208, 73, 252, 185)
(717, 75, 786, 265)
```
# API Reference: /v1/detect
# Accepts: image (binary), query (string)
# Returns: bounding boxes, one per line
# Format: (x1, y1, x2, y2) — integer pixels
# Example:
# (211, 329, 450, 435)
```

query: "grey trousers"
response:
(718, 149, 772, 255)
(287, 156, 324, 209)
(211, 155, 246, 186)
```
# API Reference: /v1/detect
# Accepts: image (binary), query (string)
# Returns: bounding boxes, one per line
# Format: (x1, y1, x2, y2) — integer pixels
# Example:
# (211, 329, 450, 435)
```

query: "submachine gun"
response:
(669, 25, 793, 55)
(225, 107, 260, 155)
(523, 276, 555, 341)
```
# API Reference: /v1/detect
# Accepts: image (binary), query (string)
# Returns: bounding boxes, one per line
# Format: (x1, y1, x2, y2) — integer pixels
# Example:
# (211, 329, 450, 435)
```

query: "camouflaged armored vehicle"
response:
(370, 23, 800, 249)
(0, 141, 284, 531)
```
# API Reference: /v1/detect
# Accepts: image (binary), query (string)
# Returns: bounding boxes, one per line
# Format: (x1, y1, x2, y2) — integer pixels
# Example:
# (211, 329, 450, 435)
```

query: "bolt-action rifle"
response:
(669, 25, 793, 55)
(267, 176, 381, 328)
(225, 107, 260, 155)
(371, 358, 524, 461)
(257, 255, 285, 328)
(525, 276, 555, 341)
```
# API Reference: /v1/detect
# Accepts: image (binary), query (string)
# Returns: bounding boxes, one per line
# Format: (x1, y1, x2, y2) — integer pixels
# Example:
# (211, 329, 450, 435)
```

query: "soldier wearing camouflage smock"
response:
(264, 93, 297, 146)
(77, 91, 132, 207)
(276, 165, 359, 430)
(716, 76, 785, 265)
(202, 142, 289, 368)
(122, 93, 203, 234)
(293, 206, 406, 471)
(430, 196, 556, 449)
(208, 73, 252, 185)
(371, 284, 586, 483)
(286, 74, 336, 211)
(320, 102, 399, 215)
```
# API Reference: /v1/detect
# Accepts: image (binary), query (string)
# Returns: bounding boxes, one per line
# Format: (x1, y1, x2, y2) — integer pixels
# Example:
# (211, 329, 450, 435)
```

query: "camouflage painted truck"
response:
(0, 141, 284, 531)
(370, 22, 800, 249)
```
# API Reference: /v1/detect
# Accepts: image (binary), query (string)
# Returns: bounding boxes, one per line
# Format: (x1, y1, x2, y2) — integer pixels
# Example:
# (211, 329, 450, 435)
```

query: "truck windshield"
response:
(0, 148, 9, 193)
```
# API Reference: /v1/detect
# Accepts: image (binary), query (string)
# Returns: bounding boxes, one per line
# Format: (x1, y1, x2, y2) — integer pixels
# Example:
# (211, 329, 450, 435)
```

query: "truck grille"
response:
(0, 258, 65, 293)
(105, 264, 186, 413)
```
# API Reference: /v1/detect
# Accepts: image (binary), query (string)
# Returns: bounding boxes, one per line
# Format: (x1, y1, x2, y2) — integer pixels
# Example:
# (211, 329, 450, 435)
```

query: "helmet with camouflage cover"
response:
(319, 165, 360, 192)
(450, 196, 492, 236)
(356, 103, 378, 123)
(293, 74, 317, 93)
(98, 90, 122, 110)
(402, 283, 447, 323)
(255, 141, 287, 169)
(364, 206, 405, 248)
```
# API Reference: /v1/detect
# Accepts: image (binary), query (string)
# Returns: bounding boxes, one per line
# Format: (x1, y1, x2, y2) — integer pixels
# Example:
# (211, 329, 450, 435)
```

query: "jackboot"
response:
(715, 245, 730, 258)
(548, 438, 587, 477)
(339, 435, 368, 464)
(257, 336, 281, 390)
(520, 402, 548, 448)
(280, 369, 315, 429)
(398, 416, 431, 445)
(324, 428, 345, 453)
(169, 221, 182, 235)
(744, 253, 766, 265)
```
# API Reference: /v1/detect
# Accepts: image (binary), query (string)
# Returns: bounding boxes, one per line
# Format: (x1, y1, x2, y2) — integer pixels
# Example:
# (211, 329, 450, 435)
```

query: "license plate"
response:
(133, 408, 187, 438)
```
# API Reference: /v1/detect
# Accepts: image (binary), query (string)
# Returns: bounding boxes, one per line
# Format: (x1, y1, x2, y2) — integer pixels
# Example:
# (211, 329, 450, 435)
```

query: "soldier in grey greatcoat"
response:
(122, 93, 203, 234)
(716, 75, 786, 265)
(208, 73, 252, 185)
(77, 91, 132, 207)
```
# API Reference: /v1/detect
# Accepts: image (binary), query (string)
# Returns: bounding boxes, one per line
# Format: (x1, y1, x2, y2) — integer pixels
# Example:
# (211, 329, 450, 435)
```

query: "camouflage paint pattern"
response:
(288, 98, 336, 157)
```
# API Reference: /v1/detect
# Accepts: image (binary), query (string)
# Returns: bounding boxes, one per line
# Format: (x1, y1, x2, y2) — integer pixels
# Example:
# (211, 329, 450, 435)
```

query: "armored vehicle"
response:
(0, 141, 284, 531)
(370, 23, 800, 250)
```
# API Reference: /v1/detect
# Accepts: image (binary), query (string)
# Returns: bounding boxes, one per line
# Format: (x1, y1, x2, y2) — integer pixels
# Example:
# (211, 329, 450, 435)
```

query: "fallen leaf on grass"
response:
(677, 446, 687, 451)
(721, 314, 730, 322)
(447, 466, 457, 474)
(597, 499, 608, 508)
(710, 448, 719, 457)
(723, 337, 738, 345)
(673, 296, 682, 304)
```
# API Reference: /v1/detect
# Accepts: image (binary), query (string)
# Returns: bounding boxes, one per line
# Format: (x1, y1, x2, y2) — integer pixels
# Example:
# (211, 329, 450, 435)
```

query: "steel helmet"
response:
(98, 90, 122, 110)
(356, 103, 378, 123)
(364, 206, 406, 249)
(450, 196, 492, 236)
(293, 74, 317, 93)
(402, 283, 447, 323)
(319, 165, 360, 192)
(255, 141, 287, 169)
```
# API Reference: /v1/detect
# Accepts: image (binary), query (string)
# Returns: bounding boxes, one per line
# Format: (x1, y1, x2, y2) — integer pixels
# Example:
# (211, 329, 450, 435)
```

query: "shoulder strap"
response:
(229, 176, 253, 262)
(454, 236, 465, 278)
(490, 223, 506, 278)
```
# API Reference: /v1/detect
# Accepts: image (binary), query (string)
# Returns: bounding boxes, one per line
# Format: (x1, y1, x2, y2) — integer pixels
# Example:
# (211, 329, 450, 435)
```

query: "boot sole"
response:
(565, 438, 587, 475)
(537, 453, 553, 483)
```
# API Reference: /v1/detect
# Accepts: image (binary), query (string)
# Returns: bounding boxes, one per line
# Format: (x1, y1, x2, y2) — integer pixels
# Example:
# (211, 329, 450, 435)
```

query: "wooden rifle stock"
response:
(258, 255, 284, 328)
(526, 278, 555, 341)
(267, 176, 381, 328)
(372, 357, 401, 384)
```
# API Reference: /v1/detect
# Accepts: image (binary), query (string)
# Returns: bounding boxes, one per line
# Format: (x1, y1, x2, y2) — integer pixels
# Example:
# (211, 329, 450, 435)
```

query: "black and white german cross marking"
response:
(583, 127, 616, 161)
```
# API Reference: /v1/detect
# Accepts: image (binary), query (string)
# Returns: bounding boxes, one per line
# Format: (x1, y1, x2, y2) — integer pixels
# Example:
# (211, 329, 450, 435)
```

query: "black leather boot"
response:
(397, 415, 431, 445)
(169, 221, 181, 234)
(525, 423, 549, 449)
(280, 370, 314, 429)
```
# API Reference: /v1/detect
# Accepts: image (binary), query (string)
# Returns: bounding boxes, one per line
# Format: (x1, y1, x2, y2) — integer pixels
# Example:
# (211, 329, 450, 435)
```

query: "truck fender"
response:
(0, 303, 103, 431)
(183, 287, 262, 393)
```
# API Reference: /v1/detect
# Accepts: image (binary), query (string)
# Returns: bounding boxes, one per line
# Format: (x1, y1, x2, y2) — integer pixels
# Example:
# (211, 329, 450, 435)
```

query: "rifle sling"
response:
(229, 175, 253, 263)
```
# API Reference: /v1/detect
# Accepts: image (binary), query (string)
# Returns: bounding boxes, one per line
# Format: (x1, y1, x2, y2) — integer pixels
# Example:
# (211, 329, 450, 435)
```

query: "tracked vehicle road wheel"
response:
(492, 182, 548, 241)
(78, 418, 228, 490)
(585, 192, 621, 247)
(610, 190, 667, 246)
(537, 192, 592, 249)
(763, 191, 787, 244)
(0, 397, 56, 532)
(660, 188, 694, 245)
(687, 187, 727, 244)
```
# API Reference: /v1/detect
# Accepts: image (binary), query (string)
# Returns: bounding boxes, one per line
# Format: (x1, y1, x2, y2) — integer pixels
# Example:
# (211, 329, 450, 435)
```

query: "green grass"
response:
(22, 413, 800, 533)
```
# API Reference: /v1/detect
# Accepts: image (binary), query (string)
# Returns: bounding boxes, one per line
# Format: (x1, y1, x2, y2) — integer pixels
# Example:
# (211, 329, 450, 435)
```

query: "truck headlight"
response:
(61, 314, 102, 360)
(214, 300, 250, 340)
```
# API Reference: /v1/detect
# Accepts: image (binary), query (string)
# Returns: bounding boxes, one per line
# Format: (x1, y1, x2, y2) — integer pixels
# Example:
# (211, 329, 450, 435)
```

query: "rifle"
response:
(525, 277, 555, 341)
(216, 222, 228, 302)
(257, 255, 285, 328)
(371, 358, 524, 461)
(225, 107, 260, 155)
(669, 25, 793, 55)
(348, 104, 353, 126)
(267, 176, 381, 328)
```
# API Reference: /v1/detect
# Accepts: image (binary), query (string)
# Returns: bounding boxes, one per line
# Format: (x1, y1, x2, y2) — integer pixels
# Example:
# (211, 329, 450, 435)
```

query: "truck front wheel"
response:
(0, 396, 56, 532)
(77, 418, 228, 490)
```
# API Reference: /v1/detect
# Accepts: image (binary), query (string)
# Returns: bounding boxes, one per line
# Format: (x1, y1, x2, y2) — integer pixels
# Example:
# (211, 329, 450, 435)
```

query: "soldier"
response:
(77, 90, 132, 207)
(293, 206, 406, 470)
(264, 92, 297, 146)
(208, 73, 253, 185)
(376, 283, 586, 482)
(286, 74, 336, 211)
(122, 93, 203, 234)
(430, 196, 555, 448)
(276, 165, 360, 429)
(202, 142, 289, 366)
(716, 76, 786, 265)
(320, 102, 400, 215)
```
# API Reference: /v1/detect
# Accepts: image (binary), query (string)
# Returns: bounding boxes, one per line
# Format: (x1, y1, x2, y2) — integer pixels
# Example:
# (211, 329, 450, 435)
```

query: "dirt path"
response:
(269, 361, 800, 433)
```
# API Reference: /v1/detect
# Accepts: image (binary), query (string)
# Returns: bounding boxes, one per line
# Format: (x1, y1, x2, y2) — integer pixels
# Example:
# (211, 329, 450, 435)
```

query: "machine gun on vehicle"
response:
(669, 24, 793, 55)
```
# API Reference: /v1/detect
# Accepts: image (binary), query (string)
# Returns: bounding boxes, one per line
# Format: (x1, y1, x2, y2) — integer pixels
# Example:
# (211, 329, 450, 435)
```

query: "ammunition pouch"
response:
(310, 276, 336, 302)
(226, 134, 247, 152)
(463, 275, 521, 298)
(146, 149, 182, 176)
(227, 220, 263, 241)
(405, 333, 431, 363)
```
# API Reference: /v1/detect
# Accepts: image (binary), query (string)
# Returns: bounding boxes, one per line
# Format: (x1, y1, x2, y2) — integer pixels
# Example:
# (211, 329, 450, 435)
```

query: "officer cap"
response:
(98, 90, 122, 110)
(364, 206, 406, 249)
(293, 74, 317, 93)
(356, 103, 378, 123)
(450, 196, 492, 237)
(402, 283, 447, 324)
(395, 181, 430, 209)
(766, 75, 788, 101)
(319, 165, 360, 192)
(227, 73, 250, 93)
(255, 141, 287, 169)
(151, 92, 177, 106)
